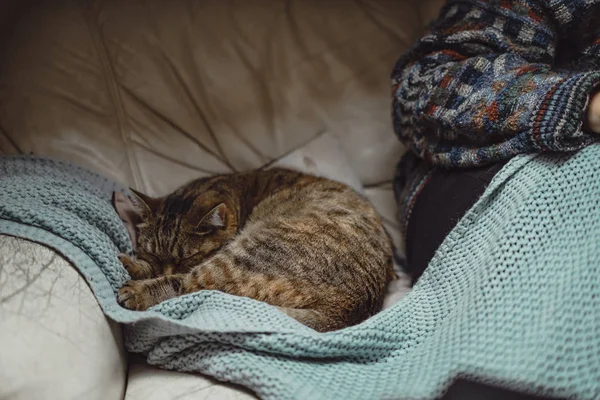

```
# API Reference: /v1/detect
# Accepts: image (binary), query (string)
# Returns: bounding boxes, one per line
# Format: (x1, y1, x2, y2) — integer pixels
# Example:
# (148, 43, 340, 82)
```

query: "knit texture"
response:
(392, 0, 600, 167)
(1, 154, 600, 399)
(392, 0, 600, 245)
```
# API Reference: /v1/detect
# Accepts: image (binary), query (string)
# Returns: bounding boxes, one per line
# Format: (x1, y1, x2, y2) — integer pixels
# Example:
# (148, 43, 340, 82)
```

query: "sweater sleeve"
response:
(392, 0, 600, 167)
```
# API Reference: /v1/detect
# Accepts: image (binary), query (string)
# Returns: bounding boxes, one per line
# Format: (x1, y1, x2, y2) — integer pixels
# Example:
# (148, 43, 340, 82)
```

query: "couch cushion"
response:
(267, 132, 364, 193)
(0, 0, 423, 195)
(125, 356, 256, 400)
(124, 131, 410, 399)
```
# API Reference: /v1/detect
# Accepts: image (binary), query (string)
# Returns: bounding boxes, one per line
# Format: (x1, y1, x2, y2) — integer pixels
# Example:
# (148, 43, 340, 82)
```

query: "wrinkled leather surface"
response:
(0, 236, 127, 400)
(0, 1, 444, 399)
(0, 0, 426, 195)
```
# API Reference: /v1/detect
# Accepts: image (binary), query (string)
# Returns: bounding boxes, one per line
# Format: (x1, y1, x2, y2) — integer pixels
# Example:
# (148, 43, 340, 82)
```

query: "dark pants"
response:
(404, 161, 506, 282)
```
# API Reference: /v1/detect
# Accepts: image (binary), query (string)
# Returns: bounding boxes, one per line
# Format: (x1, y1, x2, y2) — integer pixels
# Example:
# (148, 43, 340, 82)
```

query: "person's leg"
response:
(395, 155, 561, 400)
(400, 158, 506, 282)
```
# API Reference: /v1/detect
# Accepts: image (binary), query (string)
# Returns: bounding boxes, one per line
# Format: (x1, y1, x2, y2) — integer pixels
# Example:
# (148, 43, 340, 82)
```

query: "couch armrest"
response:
(0, 235, 127, 400)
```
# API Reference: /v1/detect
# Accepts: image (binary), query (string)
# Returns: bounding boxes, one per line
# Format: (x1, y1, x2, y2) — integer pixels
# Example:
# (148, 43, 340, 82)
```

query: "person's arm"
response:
(392, 0, 600, 167)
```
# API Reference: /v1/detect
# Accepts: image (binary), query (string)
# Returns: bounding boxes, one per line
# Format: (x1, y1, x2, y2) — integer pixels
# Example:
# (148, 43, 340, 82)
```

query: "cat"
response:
(114, 168, 395, 332)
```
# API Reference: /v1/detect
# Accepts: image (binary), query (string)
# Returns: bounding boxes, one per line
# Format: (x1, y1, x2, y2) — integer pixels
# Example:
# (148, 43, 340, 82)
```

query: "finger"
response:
(586, 91, 600, 134)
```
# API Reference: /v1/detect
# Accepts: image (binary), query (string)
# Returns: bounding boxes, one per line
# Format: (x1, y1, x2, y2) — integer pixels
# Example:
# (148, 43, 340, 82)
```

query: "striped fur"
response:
(116, 168, 394, 332)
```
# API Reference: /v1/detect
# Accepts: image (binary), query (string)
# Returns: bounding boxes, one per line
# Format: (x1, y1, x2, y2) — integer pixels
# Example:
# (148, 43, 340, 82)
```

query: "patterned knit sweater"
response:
(393, 0, 600, 232)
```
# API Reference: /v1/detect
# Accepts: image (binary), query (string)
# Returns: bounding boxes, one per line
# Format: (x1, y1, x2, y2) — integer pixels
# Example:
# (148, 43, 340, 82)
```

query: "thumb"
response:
(585, 90, 600, 134)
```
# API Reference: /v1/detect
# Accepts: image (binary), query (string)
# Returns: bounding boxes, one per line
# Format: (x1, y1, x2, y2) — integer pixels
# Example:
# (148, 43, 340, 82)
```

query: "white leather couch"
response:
(0, 1, 444, 398)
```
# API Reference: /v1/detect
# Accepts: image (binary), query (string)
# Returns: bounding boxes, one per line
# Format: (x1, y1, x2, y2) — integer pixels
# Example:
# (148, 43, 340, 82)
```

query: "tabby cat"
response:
(114, 168, 394, 332)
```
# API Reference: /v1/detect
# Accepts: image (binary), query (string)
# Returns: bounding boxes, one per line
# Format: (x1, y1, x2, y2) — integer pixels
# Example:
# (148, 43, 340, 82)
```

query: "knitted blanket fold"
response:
(1, 153, 599, 400)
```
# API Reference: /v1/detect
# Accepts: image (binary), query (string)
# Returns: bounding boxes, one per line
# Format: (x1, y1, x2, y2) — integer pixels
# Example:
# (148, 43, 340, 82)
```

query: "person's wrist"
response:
(585, 90, 600, 134)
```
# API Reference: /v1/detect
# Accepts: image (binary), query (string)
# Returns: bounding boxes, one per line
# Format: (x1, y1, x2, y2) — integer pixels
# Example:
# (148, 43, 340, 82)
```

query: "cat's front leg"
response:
(118, 275, 185, 311)
(118, 254, 153, 280)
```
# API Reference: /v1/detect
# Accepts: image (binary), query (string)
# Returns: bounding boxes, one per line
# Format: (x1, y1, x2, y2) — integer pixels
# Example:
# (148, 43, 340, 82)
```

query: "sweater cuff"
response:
(532, 71, 600, 152)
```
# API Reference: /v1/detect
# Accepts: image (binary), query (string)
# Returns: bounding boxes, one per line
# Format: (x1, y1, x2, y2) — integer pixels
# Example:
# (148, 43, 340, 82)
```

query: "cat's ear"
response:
(195, 203, 229, 234)
(113, 190, 158, 247)
(129, 188, 159, 214)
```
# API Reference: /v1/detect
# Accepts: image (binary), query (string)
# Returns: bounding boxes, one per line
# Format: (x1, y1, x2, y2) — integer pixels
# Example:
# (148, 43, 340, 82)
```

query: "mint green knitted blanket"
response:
(1, 152, 599, 400)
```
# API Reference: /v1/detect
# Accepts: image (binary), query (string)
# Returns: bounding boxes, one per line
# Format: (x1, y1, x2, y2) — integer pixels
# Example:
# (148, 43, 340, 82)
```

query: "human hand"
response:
(585, 90, 600, 134)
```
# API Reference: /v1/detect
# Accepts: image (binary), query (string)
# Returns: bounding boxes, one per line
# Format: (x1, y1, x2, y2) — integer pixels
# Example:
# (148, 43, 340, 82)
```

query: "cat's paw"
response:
(118, 254, 152, 280)
(118, 254, 135, 272)
(118, 281, 157, 311)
